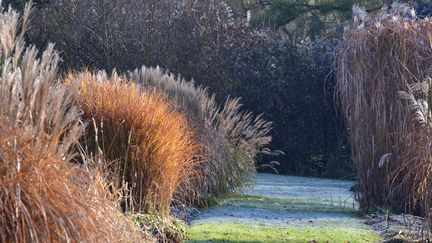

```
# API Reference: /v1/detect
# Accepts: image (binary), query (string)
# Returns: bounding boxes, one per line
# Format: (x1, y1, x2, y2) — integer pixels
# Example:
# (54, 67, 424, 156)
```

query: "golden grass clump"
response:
(335, 4, 432, 212)
(131, 66, 276, 203)
(0, 3, 149, 242)
(0, 128, 149, 242)
(66, 70, 198, 213)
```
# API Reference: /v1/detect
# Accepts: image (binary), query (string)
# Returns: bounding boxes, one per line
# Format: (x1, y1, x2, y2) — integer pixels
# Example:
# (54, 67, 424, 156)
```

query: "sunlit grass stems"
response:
(0, 130, 147, 242)
(130, 66, 278, 205)
(335, 4, 432, 213)
(0, 3, 146, 242)
(66, 70, 199, 214)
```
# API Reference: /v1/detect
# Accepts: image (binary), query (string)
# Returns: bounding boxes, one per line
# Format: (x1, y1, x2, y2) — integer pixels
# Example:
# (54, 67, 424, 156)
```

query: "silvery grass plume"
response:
(391, 2, 416, 19)
(399, 78, 432, 131)
(130, 66, 214, 124)
(352, 5, 367, 29)
(0, 1, 82, 153)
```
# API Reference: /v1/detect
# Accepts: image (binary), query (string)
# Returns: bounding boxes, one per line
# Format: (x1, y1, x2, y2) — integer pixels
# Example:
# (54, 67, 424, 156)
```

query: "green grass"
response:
(219, 193, 356, 214)
(186, 222, 381, 243)
(185, 194, 376, 242)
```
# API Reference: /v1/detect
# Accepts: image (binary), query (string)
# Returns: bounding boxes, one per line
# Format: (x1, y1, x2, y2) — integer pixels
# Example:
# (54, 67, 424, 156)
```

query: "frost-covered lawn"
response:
(244, 173, 357, 210)
(186, 173, 381, 242)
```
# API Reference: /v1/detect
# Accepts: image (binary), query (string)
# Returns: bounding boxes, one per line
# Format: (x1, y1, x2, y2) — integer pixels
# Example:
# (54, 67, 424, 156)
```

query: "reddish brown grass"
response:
(0, 127, 148, 242)
(66, 71, 198, 213)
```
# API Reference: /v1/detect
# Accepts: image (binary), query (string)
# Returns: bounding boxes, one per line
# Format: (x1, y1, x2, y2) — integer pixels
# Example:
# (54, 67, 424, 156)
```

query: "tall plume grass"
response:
(65, 70, 198, 213)
(0, 3, 148, 242)
(335, 3, 432, 212)
(130, 66, 276, 203)
(397, 78, 432, 224)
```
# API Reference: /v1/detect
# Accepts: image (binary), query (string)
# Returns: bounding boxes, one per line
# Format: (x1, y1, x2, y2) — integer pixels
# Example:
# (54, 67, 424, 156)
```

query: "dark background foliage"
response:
(5, 0, 431, 178)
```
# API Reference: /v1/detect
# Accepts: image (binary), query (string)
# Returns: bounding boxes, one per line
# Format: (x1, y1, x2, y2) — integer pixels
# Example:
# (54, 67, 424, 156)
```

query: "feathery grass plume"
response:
(335, 3, 432, 213)
(130, 66, 276, 204)
(0, 3, 149, 242)
(65, 70, 198, 214)
(217, 97, 274, 159)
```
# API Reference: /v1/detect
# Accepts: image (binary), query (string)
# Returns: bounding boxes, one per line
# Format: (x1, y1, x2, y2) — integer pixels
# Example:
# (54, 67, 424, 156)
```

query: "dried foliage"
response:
(65, 70, 198, 213)
(397, 78, 432, 226)
(0, 128, 150, 242)
(0, 3, 147, 242)
(131, 66, 275, 203)
(336, 3, 432, 212)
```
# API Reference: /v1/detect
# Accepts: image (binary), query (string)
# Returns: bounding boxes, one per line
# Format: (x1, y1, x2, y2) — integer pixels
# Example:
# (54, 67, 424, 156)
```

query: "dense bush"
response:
(26, 0, 351, 178)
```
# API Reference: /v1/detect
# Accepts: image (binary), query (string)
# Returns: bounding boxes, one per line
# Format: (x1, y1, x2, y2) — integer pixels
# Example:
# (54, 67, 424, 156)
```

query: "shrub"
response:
(335, 4, 432, 212)
(0, 3, 147, 242)
(130, 66, 275, 203)
(65, 70, 198, 213)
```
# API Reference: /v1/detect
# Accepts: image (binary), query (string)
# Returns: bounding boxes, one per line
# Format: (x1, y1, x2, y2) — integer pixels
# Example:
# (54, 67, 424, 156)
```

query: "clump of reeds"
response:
(65, 70, 198, 213)
(0, 3, 149, 242)
(0, 131, 148, 242)
(130, 66, 276, 203)
(335, 3, 432, 212)
(397, 78, 432, 221)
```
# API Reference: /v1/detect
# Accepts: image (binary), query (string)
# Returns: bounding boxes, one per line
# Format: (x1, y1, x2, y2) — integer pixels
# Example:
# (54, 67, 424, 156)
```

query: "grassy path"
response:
(186, 173, 381, 242)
